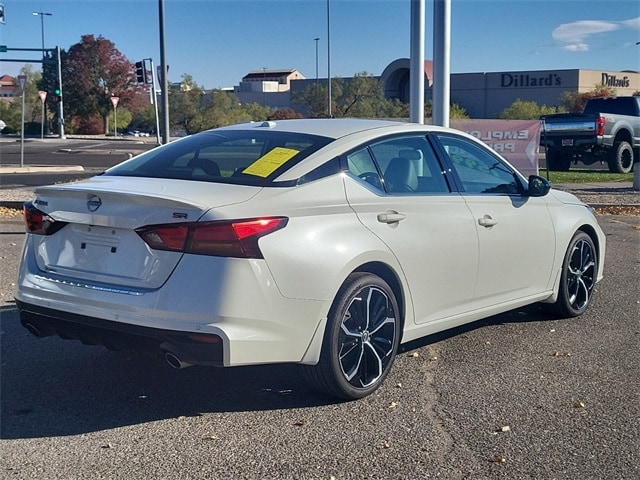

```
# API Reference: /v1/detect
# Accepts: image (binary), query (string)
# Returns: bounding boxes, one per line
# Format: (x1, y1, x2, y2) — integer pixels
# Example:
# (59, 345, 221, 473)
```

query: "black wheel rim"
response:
(338, 286, 396, 388)
(566, 238, 596, 311)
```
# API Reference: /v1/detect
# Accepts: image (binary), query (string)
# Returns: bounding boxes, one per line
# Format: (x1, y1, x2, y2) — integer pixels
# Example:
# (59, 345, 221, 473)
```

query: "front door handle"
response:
(377, 211, 406, 224)
(478, 215, 498, 228)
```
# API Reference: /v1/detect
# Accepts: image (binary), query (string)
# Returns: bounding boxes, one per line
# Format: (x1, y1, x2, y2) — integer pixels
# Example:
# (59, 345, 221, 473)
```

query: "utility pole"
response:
(159, 0, 170, 144)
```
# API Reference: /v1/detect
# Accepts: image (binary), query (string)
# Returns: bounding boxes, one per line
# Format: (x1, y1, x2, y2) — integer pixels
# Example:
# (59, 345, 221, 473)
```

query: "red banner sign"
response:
(451, 119, 541, 177)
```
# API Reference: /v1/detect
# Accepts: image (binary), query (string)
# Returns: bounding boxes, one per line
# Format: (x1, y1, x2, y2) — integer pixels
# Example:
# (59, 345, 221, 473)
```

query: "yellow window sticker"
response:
(242, 147, 299, 178)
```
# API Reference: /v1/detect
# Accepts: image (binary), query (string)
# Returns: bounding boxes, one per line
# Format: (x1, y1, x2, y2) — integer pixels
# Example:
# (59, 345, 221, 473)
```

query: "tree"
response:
(292, 73, 408, 119)
(424, 100, 470, 120)
(59, 35, 142, 133)
(498, 99, 557, 119)
(331, 72, 390, 118)
(268, 108, 303, 120)
(560, 83, 618, 113)
(0, 95, 21, 134)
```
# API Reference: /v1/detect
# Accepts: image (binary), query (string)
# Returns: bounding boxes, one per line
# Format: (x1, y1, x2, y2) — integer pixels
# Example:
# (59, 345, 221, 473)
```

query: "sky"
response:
(0, 0, 638, 89)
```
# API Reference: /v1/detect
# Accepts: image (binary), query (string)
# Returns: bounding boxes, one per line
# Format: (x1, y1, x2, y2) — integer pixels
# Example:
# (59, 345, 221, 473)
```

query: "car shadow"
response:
(1, 301, 551, 439)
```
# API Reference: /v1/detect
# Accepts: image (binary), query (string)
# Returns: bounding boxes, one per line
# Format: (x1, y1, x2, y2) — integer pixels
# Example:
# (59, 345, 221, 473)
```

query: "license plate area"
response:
(561, 139, 574, 147)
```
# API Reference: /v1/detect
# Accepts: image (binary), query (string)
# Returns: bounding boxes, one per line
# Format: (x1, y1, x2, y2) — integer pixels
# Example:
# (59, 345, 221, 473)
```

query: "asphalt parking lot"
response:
(1, 213, 639, 480)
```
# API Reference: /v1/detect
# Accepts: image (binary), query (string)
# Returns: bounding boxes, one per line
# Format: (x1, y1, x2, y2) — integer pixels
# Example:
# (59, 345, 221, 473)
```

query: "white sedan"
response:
(16, 119, 605, 399)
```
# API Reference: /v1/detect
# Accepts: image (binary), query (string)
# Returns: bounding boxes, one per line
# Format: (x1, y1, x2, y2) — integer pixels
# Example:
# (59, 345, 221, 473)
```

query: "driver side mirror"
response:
(527, 175, 551, 197)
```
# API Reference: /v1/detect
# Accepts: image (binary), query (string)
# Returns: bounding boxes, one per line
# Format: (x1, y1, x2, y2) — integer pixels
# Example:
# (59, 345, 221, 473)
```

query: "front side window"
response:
(104, 130, 332, 186)
(435, 134, 521, 194)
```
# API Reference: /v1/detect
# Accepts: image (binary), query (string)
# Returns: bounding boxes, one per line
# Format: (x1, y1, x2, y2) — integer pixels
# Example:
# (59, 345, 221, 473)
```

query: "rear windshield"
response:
(584, 97, 640, 116)
(104, 129, 333, 186)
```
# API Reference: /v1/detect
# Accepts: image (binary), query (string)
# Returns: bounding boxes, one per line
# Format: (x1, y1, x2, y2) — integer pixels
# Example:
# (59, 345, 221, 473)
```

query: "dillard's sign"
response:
(601, 73, 630, 88)
(500, 72, 631, 89)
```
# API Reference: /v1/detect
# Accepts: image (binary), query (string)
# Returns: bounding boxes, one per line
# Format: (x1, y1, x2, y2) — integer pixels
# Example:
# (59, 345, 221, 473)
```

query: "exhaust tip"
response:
(23, 322, 44, 338)
(164, 351, 194, 369)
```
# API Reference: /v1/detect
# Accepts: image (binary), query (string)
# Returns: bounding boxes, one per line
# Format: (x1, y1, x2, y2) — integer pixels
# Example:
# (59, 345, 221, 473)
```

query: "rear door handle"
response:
(478, 215, 498, 228)
(377, 211, 406, 224)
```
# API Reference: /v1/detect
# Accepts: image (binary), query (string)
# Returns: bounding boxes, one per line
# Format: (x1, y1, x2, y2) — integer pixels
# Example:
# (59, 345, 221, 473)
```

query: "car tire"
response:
(304, 272, 400, 400)
(607, 140, 634, 174)
(547, 231, 597, 318)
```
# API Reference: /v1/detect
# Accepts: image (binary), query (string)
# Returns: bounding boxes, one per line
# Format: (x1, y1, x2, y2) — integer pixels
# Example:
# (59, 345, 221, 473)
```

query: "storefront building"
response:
(380, 58, 640, 118)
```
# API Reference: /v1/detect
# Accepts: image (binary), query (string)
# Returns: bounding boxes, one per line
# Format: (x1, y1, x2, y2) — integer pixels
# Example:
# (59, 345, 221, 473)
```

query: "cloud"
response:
(552, 16, 640, 51)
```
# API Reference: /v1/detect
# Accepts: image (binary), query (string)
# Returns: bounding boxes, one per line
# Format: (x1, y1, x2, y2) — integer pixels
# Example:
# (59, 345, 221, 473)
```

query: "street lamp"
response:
(326, 0, 331, 117)
(33, 11, 51, 139)
(32, 11, 52, 57)
(314, 37, 319, 86)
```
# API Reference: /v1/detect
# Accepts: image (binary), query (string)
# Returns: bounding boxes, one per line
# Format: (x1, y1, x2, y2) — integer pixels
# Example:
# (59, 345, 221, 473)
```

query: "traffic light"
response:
(52, 87, 61, 103)
(135, 61, 146, 84)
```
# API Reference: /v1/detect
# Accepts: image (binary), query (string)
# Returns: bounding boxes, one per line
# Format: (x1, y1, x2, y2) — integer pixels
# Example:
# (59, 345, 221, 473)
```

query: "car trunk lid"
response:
(29, 176, 260, 290)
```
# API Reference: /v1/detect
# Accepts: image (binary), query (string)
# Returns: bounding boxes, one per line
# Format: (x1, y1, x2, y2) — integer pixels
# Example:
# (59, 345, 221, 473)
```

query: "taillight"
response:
(595, 117, 605, 136)
(136, 217, 288, 258)
(23, 202, 67, 235)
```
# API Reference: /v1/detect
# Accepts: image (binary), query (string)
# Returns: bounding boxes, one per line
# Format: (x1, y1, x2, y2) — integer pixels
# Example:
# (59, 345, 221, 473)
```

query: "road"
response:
(0, 136, 157, 188)
(1, 212, 638, 479)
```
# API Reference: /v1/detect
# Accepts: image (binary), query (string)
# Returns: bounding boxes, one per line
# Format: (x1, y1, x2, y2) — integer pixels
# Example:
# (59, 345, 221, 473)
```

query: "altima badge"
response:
(87, 195, 102, 212)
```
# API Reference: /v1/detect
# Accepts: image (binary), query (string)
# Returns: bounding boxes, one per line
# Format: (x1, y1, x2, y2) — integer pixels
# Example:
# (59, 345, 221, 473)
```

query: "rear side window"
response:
(346, 134, 450, 194)
(105, 130, 332, 186)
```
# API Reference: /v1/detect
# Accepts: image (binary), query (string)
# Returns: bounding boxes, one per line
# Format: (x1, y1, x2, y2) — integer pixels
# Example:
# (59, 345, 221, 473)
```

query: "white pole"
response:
(410, 0, 425, 124)
(433, 0, 451, 127)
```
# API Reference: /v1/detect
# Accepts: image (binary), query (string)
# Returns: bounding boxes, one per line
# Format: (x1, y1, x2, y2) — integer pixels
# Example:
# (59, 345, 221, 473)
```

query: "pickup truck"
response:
(540, 96, 640, 173)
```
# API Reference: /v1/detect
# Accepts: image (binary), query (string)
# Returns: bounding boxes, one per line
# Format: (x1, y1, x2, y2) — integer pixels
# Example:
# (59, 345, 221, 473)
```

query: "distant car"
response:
(124, 130, 150, 137)
(16, 119, 606, 399)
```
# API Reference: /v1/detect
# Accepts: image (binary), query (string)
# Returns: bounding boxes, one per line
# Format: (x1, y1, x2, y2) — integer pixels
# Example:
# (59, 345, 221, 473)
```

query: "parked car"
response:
(540, 96, 640, 173)
(16, 119, 606, 399)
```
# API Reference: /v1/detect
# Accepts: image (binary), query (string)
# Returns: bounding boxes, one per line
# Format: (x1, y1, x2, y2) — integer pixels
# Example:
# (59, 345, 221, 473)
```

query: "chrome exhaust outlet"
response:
(164, 351, 194, 369)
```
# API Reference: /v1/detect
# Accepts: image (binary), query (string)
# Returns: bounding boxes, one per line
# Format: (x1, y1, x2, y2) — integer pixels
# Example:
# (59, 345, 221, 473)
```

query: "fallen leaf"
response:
(500, 426, 511, 433)
(395, 383, 402, 388)
(388, 401, 399, 410)
(574, 401, 586, 409)
(202, 435, 218, 441)
(549, 351, 571, 357)
(489, 454, 506, 463)
(380, 441, 391, 449)
(293, 419, 306, 427)
(428, 356, 438, 361)
(410, 352, 419, 358)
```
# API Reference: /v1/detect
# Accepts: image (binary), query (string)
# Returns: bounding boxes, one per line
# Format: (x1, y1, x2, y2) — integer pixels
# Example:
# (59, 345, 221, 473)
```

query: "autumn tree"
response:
(54, 35, 142, 134)
(268, 108, 303, 120)
(560, 83, 618, 113)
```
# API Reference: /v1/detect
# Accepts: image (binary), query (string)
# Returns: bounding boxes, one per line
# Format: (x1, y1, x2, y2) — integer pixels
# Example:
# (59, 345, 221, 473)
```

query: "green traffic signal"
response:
(54, 88, 61, 95)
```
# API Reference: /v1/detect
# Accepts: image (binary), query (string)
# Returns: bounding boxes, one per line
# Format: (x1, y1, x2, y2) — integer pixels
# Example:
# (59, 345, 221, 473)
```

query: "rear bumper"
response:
(16, 300, 224, 367)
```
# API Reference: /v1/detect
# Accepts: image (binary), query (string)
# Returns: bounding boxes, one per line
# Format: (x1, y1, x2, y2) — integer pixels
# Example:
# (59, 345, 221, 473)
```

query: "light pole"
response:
(314, 37, 319, 86)
(262, 67, 267, 106)
(33, 11, 51, 139)
(326, 0, 331, 117)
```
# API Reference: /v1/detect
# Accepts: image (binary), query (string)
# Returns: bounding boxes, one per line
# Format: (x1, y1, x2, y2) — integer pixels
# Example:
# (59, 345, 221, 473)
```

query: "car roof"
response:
(213, 118, 433, 140)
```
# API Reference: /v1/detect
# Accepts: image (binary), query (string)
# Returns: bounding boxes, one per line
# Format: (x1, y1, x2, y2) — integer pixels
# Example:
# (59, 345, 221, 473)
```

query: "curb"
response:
(0, 165, 85, 174)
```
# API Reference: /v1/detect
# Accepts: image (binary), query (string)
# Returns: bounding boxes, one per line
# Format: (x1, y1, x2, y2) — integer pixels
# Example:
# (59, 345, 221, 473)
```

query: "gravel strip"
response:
(1, 184, 638, 218)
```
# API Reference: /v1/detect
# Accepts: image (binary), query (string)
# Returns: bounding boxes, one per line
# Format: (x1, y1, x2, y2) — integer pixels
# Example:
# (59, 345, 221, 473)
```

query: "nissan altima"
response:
(16, 119, 605, 399)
